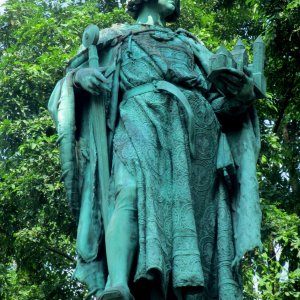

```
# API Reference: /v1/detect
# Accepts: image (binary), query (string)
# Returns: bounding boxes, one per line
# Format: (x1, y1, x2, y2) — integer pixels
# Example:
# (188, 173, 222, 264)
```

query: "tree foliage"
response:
(0, 0, 299, 298)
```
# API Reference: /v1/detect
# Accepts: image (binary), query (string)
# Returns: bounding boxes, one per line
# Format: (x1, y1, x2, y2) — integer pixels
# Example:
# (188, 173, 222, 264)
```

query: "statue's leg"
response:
(105, 154, 138, 292)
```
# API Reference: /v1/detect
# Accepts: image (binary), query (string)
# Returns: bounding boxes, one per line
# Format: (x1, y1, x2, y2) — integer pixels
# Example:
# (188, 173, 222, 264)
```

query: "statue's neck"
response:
(136, 4, 166, 27)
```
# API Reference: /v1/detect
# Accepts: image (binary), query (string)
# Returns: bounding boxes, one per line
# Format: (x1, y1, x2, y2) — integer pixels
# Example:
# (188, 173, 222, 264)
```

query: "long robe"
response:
(48, 24, 262, 300)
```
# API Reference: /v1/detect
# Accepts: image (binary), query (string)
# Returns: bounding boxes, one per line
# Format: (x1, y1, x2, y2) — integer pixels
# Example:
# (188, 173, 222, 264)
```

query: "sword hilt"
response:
(82, 24, 100, 68)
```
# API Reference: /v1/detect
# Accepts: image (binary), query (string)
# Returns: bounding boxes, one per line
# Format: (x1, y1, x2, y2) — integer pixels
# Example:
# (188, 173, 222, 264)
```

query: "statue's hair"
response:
(127, 0, 180, 22)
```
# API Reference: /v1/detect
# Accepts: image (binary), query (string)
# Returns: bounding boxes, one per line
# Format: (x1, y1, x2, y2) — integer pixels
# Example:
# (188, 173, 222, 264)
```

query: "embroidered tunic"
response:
(112, 27, 242, 299)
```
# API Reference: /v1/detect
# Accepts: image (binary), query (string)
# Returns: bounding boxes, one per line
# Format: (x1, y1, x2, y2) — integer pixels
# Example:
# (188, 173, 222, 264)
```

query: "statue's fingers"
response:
(97, 82, 111, 92)
(94, 70, 109, 83)
(225, 84, 239, 96)
(91, 77, 110, 92)
(222, 67, 245, 78)
(86, 83, 100, 95)
(91, 77, 101, 87)
(88, 89, 100, 96)
(100, 83, 111, 92)
(220, 74, 244, 87)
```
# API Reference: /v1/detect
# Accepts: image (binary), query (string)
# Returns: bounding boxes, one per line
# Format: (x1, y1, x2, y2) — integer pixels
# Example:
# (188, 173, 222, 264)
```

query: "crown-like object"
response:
(209, 36, 266, 96)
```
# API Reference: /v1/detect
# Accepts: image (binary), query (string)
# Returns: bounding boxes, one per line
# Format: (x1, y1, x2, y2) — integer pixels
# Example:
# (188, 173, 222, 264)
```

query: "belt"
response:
(123, 80, 195, 157)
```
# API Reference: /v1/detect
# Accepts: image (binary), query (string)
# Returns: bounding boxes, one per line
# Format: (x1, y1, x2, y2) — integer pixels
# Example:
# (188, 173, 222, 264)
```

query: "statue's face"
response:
(156, 0, 176, 18)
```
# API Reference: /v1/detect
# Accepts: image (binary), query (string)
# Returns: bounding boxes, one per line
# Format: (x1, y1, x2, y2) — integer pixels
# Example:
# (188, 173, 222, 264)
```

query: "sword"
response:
(82, 24, 109, 228)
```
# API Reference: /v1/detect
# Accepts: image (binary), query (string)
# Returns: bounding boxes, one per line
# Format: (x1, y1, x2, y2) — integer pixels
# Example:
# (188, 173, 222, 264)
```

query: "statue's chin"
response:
(159, 4, 175, 19)
(165, 6, 175, 17)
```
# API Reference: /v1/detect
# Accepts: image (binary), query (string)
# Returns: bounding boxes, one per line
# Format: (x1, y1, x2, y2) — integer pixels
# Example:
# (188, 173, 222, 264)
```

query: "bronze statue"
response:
(49, 0, 264, 299)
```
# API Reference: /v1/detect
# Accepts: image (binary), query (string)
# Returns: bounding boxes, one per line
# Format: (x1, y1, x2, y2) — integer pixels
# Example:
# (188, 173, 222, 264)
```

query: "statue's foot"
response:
(86, 288, 103, 299)
(98, 286, 134, 300)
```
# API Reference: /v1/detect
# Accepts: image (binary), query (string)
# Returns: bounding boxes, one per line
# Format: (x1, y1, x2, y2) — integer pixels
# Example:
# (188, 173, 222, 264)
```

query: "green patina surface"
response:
(48, 0, 265, 299)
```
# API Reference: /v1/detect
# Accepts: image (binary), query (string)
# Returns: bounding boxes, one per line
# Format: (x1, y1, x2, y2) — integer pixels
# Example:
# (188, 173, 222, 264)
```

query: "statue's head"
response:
(127, 0, 180, 22)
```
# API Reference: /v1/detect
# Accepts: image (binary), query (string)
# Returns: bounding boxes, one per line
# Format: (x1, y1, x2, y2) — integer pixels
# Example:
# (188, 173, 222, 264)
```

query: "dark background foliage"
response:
(0, 0, 299, 298)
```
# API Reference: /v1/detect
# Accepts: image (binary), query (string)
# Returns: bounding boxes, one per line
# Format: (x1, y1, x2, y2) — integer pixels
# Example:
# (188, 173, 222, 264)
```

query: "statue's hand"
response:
(217, 67, 256, 101)
(208, 67, 255, 102)
(73, 67, 110, 95)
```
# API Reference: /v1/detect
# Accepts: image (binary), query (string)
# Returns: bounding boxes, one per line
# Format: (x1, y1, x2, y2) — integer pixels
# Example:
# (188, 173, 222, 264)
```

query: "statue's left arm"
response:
(207, 67, 257, 120)
(179, 31, 263, 267)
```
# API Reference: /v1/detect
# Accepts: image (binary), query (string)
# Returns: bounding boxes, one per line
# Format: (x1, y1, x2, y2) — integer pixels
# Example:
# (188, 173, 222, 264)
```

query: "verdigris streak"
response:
(48, 0, 265, 299)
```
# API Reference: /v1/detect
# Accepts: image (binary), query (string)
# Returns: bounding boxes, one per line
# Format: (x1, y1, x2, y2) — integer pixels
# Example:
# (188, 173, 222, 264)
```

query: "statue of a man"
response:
(49, 0, 262, 299)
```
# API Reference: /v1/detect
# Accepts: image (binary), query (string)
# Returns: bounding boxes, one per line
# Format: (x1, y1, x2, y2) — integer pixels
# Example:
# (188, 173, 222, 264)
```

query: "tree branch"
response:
(43, 245, 76, 263)
(273, 97, 290, 134)
(273, 73, 296, 134)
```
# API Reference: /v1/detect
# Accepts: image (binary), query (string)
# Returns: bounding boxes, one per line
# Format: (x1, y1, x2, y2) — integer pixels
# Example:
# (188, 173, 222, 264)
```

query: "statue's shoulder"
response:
(98, 23, 133, 45)
(175, 28, 212, 74)
(75, 23, 132, 54)
(175, 28, 205, 46)
(67, 24, 132, 71)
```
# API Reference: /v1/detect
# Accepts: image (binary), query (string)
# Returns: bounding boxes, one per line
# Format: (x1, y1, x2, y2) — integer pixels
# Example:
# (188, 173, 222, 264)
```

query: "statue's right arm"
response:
(72, 67, 111, 96)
